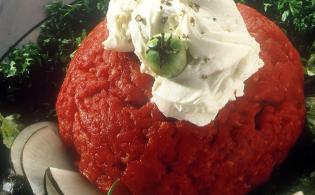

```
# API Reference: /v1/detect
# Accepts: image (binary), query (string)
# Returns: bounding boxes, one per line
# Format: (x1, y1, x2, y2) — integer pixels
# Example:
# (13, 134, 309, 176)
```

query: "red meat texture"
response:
(56, 4, 305, 195)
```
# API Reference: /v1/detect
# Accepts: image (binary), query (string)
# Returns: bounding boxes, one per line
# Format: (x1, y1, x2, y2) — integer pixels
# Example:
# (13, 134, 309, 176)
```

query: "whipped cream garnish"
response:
(104, 0, 264, 126)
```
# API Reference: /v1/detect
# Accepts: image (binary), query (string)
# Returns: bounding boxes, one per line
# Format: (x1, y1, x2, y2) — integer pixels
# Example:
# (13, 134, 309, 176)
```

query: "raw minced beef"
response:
(56, 4, 305, 195)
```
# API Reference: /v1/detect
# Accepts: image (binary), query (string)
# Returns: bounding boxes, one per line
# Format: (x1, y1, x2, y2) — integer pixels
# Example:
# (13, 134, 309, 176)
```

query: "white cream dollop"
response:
(104, 0, 264, 126)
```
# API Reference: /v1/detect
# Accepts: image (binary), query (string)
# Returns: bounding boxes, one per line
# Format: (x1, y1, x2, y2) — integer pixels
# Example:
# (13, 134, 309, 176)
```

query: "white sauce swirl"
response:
(104, 0, 264, 126)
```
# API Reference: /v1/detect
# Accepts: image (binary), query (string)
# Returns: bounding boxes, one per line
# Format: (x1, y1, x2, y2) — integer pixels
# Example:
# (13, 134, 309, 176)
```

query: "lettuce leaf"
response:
(0, 113, 23, 148)
(304, 42, 315, 76)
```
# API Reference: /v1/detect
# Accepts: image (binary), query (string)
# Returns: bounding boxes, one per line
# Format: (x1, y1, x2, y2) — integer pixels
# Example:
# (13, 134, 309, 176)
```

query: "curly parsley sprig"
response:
(39, 0, 108, 65)
(0, 43, 46, 78)
(0, 0, 108, 122)
(236, 0, 315, 33)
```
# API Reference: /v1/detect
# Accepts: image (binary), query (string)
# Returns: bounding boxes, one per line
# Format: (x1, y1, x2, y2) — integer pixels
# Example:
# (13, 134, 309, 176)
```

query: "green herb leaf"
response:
(306, 97, 315, 136)
(236, 0, 315, 34)
(304, 42, 315, 76)
(0, 43, 46, 78)
(263, 3, 272, 12)
(39, 0, 108, 66)
(281, 10, 290, 22)
(0, 113, 23, 148)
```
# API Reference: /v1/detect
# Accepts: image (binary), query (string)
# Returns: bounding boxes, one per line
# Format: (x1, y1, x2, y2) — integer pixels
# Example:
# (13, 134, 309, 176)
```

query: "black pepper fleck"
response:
(135, 15, 143, 22)
(179, 10, 185, 16)
(161, 16, 168, 24)
(161, 0, 172, 6)
(201, 75, 208, 79)
(189, 2, 200, 12)
(190, 17, 195, 26)
(182, 34, 189, 39)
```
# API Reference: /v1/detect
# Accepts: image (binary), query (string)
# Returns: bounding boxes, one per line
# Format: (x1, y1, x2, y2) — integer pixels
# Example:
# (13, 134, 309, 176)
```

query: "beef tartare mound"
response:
(56, 4, 305, 195)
